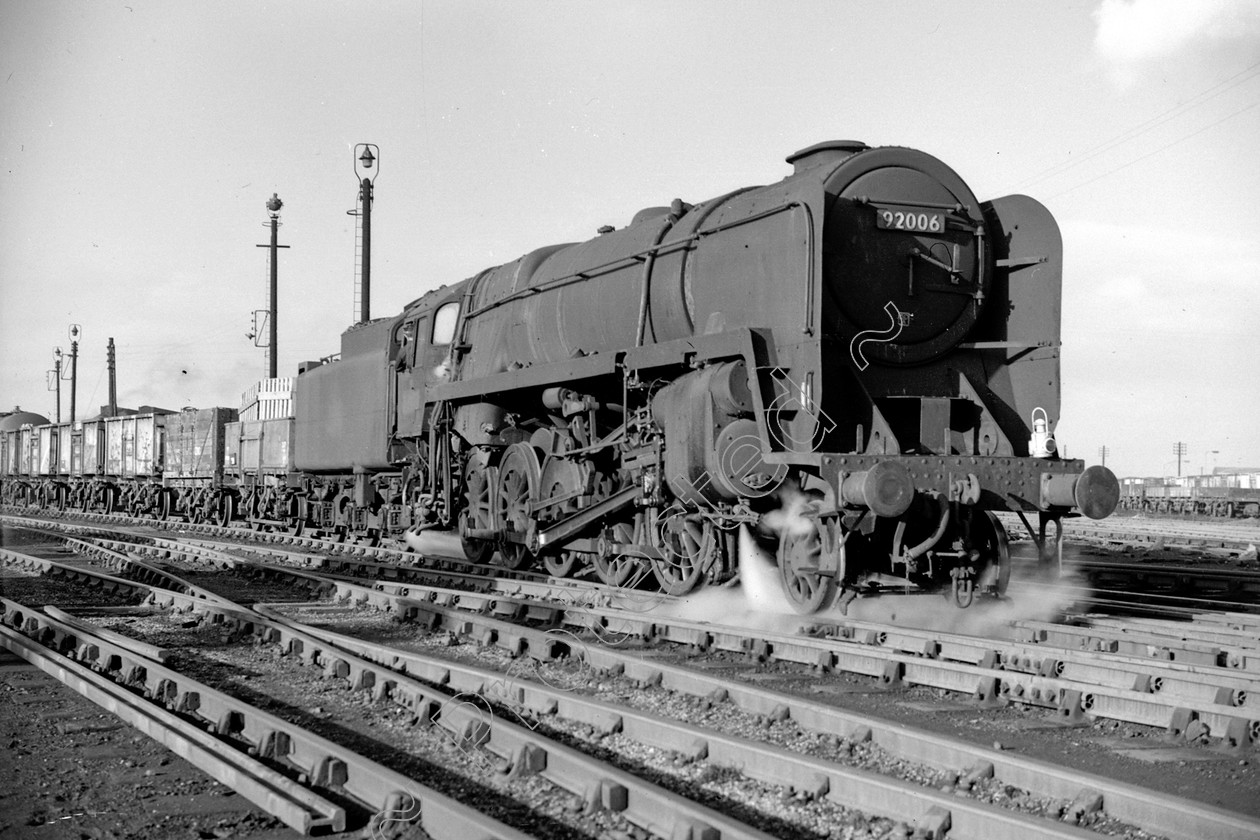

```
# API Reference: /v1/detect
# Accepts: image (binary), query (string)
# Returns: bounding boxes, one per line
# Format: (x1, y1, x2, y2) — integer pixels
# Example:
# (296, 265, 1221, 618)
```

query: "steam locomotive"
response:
(1, 141, 1119, 613)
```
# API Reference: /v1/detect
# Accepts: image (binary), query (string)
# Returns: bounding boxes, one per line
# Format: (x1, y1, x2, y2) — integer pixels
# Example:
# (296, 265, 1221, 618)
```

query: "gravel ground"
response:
(0, 648, 299, 840)
(110, 612, 648, 840)
(163, 611, 901, 840)
(5, 518, 1254, 839)
(0, 560, 147, 612)
(269, 604, 1192, 839)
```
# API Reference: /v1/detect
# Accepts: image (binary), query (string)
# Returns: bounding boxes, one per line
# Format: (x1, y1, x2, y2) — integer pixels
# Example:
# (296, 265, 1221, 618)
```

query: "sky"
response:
(1, 0, 1258, 480)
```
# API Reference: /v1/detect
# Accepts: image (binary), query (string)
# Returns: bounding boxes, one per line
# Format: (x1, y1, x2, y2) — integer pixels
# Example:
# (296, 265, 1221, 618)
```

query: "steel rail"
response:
(149, 529, 1260, 711)
(35, 515, 1260, 680)
(0, 604, 344, 834)
(4, 508, 467, 564)
(1012, 618, 1260, 674)
(3, 510, 556, 588)
(0, 595, 545, 840)
(43, 604, 170, 661)
(115, 591, 1153, 840)
(1070, 559, 1260, 602)
(154, 534, 604, 605)
(59, 523, 1260, 752)
(354, 575, 1260, 753)
(251, 602, 1260, 840)
(1015, 575, 1260, 619)
(2, 600, 788, 839)
(1196, 611, 1260, 632)
(32, 521, 1260, 753)
(6, 525, 1257, 838)
(0, 541, 791, 840)
(999, 514, 1260, 554)
(1076, 615, 1260, 648)
(0, 545, 156, 602)
(12, 515, 1260, 790)
(572, 602, 1260, 744)
(59, 536, 240, 607)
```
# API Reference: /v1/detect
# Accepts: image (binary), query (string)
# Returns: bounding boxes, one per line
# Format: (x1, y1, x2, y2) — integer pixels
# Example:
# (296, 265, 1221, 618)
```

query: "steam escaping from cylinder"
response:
(758, 483, 817, 539)
(649, 524, 799, 631)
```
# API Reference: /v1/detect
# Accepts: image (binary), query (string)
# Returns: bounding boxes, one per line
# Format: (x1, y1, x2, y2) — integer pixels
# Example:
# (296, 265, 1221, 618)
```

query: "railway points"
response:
(3, 509, 1259, 839)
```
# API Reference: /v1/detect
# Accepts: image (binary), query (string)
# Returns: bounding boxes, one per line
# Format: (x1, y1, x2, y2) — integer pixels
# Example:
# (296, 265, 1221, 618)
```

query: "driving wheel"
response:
(495, 443, 540, 571)
(652, 511, 714, 595)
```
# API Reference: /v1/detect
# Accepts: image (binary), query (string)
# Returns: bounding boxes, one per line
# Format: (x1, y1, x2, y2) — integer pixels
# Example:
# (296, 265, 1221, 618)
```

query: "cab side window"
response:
(392, 320, 416, 367)
(432, 302, 460, 345)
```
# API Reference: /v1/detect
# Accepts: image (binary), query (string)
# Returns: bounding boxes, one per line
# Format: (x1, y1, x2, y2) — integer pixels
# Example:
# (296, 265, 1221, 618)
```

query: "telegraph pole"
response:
(256, 194, 289, 379)
(1172, 441, 1187, 477)
(1098, 445, 1109, 468)
(52, 348, 63, 422)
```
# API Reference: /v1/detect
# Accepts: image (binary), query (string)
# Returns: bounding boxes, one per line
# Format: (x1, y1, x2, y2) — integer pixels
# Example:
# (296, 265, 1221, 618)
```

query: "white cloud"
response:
(1094, 0, 1260, 68)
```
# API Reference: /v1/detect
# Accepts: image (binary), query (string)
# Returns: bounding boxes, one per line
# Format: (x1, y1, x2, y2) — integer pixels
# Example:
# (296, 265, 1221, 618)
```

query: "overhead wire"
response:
(1044, 96, 1260, 199)
(1021, 57, 1260, 191)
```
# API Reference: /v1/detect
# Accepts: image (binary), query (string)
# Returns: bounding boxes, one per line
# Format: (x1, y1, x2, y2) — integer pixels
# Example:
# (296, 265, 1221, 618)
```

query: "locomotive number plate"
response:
(876, 208, 945, 233)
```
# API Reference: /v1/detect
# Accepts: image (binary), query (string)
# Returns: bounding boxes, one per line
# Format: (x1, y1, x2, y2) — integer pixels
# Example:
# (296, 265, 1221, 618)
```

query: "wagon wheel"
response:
(286, 496, 306, 537)
(160, 489, 176, 521)
(652, 511, 715, 595)
(777, 521, 836, 614)
(495, 443, 540, 571)
(102, 486, 117, 515)
(592, 521, 639, 587)
(460, 452, 497, 565)
(216, 493, 236, 528)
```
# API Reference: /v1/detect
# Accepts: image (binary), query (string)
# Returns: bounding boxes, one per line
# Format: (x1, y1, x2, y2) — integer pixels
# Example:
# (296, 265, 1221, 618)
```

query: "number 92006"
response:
(876, 208, 944, 233)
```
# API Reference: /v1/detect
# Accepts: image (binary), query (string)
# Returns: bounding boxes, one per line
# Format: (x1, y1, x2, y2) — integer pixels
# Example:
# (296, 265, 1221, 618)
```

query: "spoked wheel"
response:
(495, 443, 540, 571)
(461, 451, 497, 565)
(593, 522, 641, 587)
(543, 550, 581, 578)
(652, 511, 715, 595)
(498, 543, 532, 571)
(592, 551, 639, 586)
(777, 522, 837, 614)
(537, 456, 590, 579)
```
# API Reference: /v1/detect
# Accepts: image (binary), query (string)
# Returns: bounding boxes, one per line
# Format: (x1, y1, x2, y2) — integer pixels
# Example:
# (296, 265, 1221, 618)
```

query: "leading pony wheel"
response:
(776, 523, 836, 614)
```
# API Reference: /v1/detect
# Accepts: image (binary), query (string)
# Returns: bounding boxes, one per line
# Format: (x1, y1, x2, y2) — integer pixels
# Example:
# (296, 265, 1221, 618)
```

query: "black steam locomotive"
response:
(2, 141, 1118, 613)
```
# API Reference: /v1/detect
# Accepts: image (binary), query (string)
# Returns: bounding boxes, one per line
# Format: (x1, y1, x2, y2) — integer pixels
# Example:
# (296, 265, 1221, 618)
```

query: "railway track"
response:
(2, 510, 1259, 839)
(998, 512, 1260, 558)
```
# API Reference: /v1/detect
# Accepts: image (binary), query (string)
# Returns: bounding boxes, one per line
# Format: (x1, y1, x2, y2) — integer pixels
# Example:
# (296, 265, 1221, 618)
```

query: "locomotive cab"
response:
(392, 285, 464, 441)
